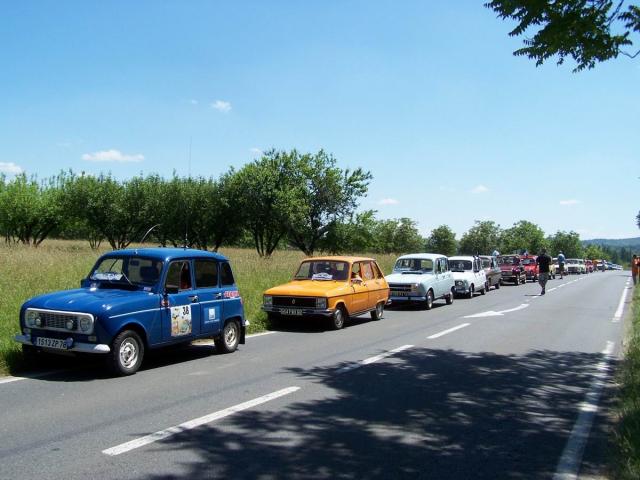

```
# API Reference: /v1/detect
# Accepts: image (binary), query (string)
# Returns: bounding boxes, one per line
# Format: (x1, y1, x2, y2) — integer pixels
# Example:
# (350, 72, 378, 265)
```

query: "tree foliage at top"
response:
(425, 225, 458, 257)
(286, 150, 372, 256)
(0, 174, 65, 246)
(500, 220, 547, 254)
(486, 0, 640, 71)
(458, 220, 502, 255)
(547, 230, 583, 257)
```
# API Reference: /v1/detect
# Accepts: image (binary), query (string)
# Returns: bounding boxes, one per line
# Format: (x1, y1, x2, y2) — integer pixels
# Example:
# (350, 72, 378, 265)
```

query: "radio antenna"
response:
(183, 137, 192, 249)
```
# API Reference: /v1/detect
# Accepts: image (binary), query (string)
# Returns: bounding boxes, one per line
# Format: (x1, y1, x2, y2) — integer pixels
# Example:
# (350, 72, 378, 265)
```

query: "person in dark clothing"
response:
(536, 248, 552, 295)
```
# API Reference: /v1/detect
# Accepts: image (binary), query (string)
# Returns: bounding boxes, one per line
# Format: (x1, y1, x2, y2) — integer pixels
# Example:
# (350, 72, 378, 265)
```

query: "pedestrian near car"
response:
(557, 251, 566, 279)
(536, 248, 552, 295)
(632, 254, 639, 286)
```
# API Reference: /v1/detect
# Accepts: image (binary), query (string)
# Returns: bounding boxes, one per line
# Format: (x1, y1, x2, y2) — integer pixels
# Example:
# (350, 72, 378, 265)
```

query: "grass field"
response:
(0, 240, 397, 374)
(614, 285, 640, 479)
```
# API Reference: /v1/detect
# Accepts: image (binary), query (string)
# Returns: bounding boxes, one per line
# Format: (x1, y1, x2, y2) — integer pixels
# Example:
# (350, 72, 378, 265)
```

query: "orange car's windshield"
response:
(294, 261, 349, 281)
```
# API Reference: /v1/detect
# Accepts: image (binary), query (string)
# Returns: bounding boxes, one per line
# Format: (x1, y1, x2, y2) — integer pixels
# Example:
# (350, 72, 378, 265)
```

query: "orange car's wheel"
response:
(370, 302, 384, 321)
(330, 306, 346, 330)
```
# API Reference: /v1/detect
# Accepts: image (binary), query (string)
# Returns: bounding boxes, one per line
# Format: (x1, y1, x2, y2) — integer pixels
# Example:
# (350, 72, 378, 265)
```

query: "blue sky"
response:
(1, 1, 638, 240)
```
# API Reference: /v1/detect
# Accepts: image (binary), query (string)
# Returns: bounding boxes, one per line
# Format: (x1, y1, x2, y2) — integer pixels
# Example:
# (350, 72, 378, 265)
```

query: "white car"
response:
(449, 256, 488, 298)
(385, 253, 455, 309)
(566, 258, 586, 274)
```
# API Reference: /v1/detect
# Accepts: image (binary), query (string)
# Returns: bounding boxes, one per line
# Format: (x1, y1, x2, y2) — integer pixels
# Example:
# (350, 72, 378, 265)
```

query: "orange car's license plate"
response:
(280, 308, 303, 316)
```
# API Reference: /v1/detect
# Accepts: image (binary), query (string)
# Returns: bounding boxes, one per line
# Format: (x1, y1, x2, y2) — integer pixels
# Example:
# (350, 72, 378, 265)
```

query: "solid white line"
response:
(102, 386, 300, 456)
(552, 341, 615, 480)
(613, 285, 631, 323)
(427, 323, 470, 339)
(337, 345, 414, 374)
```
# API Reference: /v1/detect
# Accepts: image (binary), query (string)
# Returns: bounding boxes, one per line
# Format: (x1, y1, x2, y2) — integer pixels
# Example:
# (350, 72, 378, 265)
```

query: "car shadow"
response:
(133, 347, 618, 480)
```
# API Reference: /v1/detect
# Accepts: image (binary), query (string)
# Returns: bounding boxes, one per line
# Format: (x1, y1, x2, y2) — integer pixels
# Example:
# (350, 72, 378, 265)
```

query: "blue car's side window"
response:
(195, 260, 219, 289)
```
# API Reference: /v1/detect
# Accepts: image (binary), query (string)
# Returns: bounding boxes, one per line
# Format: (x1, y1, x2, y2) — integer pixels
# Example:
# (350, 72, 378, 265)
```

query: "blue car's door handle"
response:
(188, 295, 199, 303)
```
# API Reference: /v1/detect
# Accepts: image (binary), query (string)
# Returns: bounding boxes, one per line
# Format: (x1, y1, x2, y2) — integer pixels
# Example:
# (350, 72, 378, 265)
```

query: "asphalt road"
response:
(0, 271, 631, 480)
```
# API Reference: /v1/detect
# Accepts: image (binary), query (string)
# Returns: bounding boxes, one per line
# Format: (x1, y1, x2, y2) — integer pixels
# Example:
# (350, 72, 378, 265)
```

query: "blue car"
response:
(15, 248, 246, 375)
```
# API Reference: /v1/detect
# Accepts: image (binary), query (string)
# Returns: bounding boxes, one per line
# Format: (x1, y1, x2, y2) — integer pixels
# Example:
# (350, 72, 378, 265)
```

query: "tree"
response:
(372, 218, 424, 254)
(320, 210, 378, 254)
(0, 174, 65, 246)
(548, 230, 583, 257)
(458, 221, 502, 255)
(286, 150, 371, 256)
(425, 225, 457, 256)
(486, 1, 640, 71)
(234, 151, 299, 257)
(500, 220, 547, 254)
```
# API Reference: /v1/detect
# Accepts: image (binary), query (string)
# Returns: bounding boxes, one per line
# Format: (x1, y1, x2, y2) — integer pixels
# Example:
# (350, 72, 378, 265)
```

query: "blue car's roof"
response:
(101, 248, 229, 262)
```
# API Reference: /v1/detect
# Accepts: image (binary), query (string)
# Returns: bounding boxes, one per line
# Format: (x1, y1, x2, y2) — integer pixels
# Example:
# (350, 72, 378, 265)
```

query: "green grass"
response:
(614, 285, 640, 479)
(0, 240, 397, 374)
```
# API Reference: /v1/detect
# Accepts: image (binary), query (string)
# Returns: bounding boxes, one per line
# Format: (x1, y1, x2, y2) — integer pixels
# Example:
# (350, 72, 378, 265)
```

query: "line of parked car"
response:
(13, 247, 612, 376)
(262, 252, 593, 330)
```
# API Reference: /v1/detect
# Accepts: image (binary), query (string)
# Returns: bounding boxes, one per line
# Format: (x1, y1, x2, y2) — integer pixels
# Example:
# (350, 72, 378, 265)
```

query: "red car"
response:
(520, 255, 538, 282)
(497, 255, 527, 285)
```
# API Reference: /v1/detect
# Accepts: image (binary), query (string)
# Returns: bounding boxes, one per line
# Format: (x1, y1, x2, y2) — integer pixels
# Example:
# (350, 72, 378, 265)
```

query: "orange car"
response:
(262, 256, 389, 330)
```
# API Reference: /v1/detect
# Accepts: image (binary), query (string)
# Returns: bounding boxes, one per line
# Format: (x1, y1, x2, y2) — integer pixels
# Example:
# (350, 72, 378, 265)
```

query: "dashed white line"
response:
(103, 386, 300, 456)
(427, 323, 470, 339)
(337, 345, 414, 374)
(553, 341, 615, 480)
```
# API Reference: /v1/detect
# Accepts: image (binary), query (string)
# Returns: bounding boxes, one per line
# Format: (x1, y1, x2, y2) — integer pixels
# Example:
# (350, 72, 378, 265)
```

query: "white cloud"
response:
(559, 199, 581, 206)
(378, 198, 399, 205)
(211, 100, 232, 112)
(82, 149, 144, 163)
(249, 147, 263, 156)
(0, 162, 23, 175)
(189, 99, 199, 105)
(471, 184, 489, 194)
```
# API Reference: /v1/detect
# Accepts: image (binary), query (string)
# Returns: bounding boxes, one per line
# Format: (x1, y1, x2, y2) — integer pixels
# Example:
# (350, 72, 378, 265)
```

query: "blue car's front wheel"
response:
(108, 330, 144, 376)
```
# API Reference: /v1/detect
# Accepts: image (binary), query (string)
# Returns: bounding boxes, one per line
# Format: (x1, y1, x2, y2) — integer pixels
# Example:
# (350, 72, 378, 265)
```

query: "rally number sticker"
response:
(171, 305, 192, 337)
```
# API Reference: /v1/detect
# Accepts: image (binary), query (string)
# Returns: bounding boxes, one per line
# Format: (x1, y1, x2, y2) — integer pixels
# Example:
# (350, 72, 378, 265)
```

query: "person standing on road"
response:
(632, 254, 639, 286)
(536, 248, 552, 295)
(557, 251, 566, 279)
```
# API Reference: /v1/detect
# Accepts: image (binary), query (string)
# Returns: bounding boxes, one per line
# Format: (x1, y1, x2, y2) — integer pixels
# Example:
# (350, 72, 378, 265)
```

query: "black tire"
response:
(480, 284, 486, 295)
(370, 302, 384, 320)
(330, 306, 346, 330)
(446, 289, 454, 305)
(467, 285, 474, 299)
(495, 280, 501, 290)
(425, 290, 434, 310)
(215, 320, 240, 353)
(108, 330, 144, 376)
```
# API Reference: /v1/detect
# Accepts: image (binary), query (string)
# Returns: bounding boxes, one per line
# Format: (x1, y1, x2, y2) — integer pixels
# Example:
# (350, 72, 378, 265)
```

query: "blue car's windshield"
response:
(89, 256, 162, 288)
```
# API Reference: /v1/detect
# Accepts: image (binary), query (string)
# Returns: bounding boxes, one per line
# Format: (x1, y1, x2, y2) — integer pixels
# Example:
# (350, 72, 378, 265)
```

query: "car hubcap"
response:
(119, 339, 138, 369)
(377, 304, 383, 317)
(225, 324, 237, 346)
(335, 311, 343, 327)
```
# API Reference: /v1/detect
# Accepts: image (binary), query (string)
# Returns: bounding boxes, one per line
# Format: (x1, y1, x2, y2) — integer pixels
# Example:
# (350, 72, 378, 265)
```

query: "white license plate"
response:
(280, 308, 303, 316)
(35, 337, 68, 350)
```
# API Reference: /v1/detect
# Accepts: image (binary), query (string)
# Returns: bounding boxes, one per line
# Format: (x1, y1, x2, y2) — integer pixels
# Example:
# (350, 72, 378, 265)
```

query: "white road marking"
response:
(612, 282, 631, 323)
(464, 303, 529, 318)
(547, 287, 557, 293)
(552, 341, 615, 480)
(103, 386, 300, 456)
(337, 345, 414, 374)
(427, 323, 470, 339)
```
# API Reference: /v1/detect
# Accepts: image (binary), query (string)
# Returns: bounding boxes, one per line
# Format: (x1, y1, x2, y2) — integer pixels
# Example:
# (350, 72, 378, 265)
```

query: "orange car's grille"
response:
(272, 297, 317, 308)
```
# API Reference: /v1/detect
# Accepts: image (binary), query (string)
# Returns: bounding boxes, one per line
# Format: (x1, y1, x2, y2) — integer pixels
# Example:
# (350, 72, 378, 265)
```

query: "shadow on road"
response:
(135, 347, 617, 479)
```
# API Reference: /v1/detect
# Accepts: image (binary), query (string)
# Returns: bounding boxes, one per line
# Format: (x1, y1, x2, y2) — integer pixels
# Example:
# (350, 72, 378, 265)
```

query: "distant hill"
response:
(582, 237, 640, 248)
